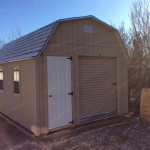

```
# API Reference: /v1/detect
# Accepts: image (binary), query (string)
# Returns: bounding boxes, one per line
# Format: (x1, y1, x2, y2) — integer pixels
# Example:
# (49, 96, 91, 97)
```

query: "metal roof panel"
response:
(0, 15, 128, 63)
(0, 21, 58, 63)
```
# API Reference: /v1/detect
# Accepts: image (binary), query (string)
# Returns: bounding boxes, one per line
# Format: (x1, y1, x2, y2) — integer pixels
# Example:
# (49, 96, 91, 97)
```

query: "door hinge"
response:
(69, 120, 74, 124)
(112, 83, 116, 85)
(67, 57, 72, 60)
(68, 91, 73, 96)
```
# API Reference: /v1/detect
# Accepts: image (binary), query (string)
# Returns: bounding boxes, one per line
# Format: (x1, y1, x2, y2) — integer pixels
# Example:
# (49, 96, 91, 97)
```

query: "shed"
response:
(0, 15, 128, 136)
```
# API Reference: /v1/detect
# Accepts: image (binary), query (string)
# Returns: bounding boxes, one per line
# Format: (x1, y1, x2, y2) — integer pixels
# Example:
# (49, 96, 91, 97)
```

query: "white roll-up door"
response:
(79, 56, 117, 120)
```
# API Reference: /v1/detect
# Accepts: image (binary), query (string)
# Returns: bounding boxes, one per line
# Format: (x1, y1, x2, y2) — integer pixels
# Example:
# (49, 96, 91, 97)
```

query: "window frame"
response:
(13, 67, 20, 95)
(0, 67, 4, 91)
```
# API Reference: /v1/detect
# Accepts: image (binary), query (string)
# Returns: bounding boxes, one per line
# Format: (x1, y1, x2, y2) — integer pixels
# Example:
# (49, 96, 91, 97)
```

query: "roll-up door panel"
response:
(79, 57, 117, 120)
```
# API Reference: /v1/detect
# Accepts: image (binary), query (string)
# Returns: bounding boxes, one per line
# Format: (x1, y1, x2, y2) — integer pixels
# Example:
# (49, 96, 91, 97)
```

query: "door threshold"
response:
(80, 112, 119, 124)
(48, 124, 74, 133)
(38, 116, 124, 140)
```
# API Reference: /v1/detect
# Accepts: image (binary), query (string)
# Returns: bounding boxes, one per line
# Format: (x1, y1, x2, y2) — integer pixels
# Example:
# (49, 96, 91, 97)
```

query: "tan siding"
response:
(78, 20, 84, 45)
(0, 59, 38, 135)
(73, 21, 78, 45)
(44, 18, 121, 57)
(67, 21, 73, 43)
(40, 18, 128, 130)
(54, 23, 61, 43)
(35, 56, 49, 135)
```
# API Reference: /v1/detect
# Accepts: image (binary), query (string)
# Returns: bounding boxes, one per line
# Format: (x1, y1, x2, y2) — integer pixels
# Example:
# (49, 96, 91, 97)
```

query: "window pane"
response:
(14, 81, 19, 94)
(0, 80, 3, 90)
(14, 87, 19, 94)
(0, 68, 3, 90)
(14, 70, 19, 81)
(0, 72, 3, 80)
(0, 68, 3, 80)
(14, 71, 16, 80)
(16, 71, 19, 81)
(13, 67, 20, 94)
(14, 81, 19, 88)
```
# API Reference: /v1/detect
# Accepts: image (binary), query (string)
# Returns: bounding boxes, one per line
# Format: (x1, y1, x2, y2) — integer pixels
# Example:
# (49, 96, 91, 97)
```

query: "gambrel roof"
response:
(0, 15, 128, 63)
(0, 21, 58, 63)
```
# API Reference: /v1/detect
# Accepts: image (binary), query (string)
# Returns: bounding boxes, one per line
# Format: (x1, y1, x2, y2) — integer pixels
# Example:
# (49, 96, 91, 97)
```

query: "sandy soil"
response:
(0, 116, 150, 150)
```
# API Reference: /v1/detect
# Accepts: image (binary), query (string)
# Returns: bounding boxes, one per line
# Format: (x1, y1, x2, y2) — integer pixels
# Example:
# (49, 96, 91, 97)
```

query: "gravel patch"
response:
(0, 116, 150, 150)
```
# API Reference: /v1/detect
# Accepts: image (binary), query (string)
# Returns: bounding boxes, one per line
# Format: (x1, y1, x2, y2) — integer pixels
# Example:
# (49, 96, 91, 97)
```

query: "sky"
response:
(0, 0, 132, 39)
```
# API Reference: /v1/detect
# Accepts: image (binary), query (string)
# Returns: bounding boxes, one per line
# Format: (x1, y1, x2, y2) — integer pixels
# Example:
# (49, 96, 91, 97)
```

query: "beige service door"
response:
(79, 56, 117, 120)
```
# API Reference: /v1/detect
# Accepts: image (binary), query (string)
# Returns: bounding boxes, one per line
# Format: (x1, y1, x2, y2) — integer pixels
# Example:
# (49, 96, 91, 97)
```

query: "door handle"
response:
(49, 95, 52, 97)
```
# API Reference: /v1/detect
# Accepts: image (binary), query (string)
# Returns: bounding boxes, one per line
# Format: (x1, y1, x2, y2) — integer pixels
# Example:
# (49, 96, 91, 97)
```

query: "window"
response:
(0, 68, 3, 90)
(13, 67, 19, 94)
(83, 25, 93, 33)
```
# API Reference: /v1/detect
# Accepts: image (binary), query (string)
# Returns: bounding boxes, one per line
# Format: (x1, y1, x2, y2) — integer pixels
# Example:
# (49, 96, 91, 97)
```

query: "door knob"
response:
(49, 95, 52, 97)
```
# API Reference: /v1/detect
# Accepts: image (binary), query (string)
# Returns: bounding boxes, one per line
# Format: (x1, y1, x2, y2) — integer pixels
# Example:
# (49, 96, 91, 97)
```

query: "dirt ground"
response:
(0, 116, 150, 150)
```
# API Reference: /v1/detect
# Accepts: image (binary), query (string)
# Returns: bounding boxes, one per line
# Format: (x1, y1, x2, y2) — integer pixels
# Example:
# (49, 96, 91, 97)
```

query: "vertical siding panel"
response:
(74, 55, 80, 125)
(54, 24, 61, 43)
(36, 57, 43, 135)
(83, 19, 89, 46)
(21, 63, 27, 128)
(55, 42, 62, 53)
(82, 45, 89, 53)
(114, 33, 120, 48)
(78, 20, 84, 45)
(88, 18, 94, 46)
(93, 21, 99, 46)
(88, 45, 94, 54)
(72, 21, 79, 45)
(97, 24, 103, 47)
(72, 44, 78, 53)
(108, 30, 112, 47)
(61, 43, 68, 53)
(35, 56, 48, 135)
(103, 27, 108, 47)
(78, 45, 83, 53)
(110, 31, 115, 48)
(61, 22, 67, 43)
(42, 56, 49, 134)
(67, 44, 73, 53)
(49, 31, 55, 43)
(67, 21, 73, 44)
(48, 42, 55, 54)
(42, 44, 49, 56)
(0, 59, 37, 135)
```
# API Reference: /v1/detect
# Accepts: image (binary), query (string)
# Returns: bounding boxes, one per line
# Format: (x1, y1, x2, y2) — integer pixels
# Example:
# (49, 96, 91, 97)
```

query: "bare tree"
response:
(0, 38, 5, 49)
(118, 21, 131, 54)
(0, 26, 22, 49)
(128, 0, 150, 113)
(129, 0, 150, 56)
(7, 26, 22, 42)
